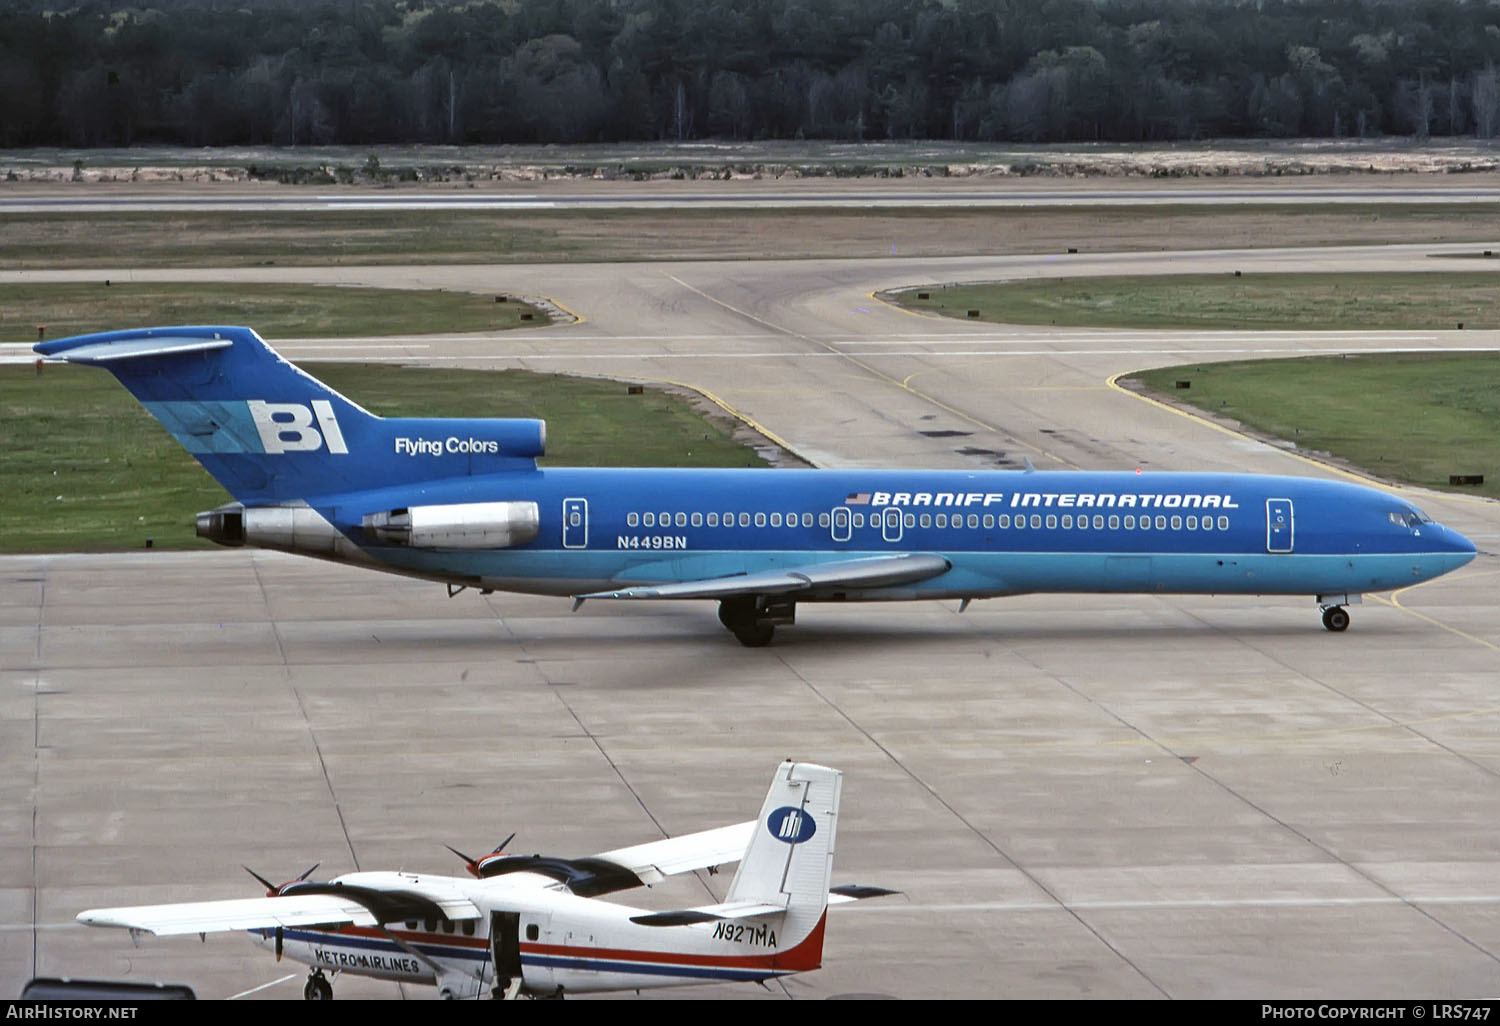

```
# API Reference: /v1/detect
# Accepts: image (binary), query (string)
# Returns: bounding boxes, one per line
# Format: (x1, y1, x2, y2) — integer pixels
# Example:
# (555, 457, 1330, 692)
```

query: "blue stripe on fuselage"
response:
(265, 928, 781, 984)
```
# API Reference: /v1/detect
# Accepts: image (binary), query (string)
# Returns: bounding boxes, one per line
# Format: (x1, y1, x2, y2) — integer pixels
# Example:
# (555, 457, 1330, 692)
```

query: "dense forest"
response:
(4, 0, 1500, 148)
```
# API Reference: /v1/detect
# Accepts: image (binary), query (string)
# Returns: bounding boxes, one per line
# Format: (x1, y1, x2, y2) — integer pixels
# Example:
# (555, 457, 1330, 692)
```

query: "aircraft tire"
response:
(1322, 606, 1350, 632)
(304, 974, 333, 1000)
(718, 597, 755, 631)
(733, 625, 775, 647)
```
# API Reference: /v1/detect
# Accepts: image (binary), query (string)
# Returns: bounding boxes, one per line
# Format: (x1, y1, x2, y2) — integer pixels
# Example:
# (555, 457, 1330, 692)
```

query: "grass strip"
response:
(1128, 353, 1500, 499)
(2, 362, 766, 553)
(895, 272, 1500, 330)
(3, 204, 1497, 268)
(5, 283, 542, 340)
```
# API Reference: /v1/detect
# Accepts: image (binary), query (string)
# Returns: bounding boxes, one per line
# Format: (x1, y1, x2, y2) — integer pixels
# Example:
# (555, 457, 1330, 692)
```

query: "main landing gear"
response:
(303, 968, 333, 1000)
(718, 596, 795, 647)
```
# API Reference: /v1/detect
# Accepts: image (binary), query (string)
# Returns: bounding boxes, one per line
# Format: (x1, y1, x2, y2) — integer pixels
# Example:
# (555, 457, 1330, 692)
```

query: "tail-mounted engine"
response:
(362, 501, 540, 550)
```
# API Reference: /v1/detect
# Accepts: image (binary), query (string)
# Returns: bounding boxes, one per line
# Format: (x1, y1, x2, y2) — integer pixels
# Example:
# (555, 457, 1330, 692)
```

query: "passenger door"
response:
(562, 497, 588, 549)
(1266, 498, 1293, 553)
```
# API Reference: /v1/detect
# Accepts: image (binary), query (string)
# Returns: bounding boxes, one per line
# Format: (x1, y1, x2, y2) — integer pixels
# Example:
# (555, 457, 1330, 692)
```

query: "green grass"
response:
(5, 282, 543, 339)
(897, 272, 1500, 330)
(2, 362, 767, 553)
(1129, 353, 1500, 499)
(3, 204, 1497, 268)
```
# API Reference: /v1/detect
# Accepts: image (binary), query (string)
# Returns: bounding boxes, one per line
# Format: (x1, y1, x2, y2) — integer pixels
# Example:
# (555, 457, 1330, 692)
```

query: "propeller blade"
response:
(492, 832, 516, 854)
(275, 926, 284, 961)
(243, 866, 277, 894)
(295, 862, 320, 882)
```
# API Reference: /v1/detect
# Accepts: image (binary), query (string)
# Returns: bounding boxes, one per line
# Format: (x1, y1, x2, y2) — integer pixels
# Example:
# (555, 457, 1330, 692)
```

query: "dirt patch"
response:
(9, 139, 1500, 184)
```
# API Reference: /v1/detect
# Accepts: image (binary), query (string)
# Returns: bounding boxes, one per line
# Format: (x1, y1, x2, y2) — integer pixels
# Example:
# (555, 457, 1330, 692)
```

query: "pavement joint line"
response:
(477, 593, 723, 905)
(774, 648, 1171, 998)
(963, 596, 1500, 968)
(1160, 681, 1500, 969)
(661, 270, 1078, 470)
(249, 553, 360, 873)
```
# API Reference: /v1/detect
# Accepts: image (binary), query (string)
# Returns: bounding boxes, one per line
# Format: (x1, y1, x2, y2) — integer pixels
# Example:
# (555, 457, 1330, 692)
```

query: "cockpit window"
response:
(1388, 507, 1431, 529)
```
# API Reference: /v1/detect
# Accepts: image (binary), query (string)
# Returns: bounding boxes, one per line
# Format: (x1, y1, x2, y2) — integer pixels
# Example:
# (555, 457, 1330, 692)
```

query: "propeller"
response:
(446, 833, 516, 878)
(240, 864, 319, 962)
(243, 862, 320, 896)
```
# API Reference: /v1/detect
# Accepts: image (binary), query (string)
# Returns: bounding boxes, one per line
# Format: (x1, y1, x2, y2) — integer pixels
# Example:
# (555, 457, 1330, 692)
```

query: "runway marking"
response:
(652, 377, 816, 467)
(839, 894, 1500, 914)
(546, 294, 587, 326)
(1375, 569, 1500, 654)
(660, 269, 1079, 468)
(276, 343, 432, 351)
(234, 345, 1500, 366)
(839, 334, 1444, 346)
(228, 974, 298, 1000)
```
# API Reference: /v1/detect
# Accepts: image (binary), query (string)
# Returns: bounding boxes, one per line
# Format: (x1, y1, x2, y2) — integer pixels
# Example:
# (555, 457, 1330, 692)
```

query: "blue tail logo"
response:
(767, 806, 817, 845)
(249, 401, 349, 455)
(35, 325, 544, 505)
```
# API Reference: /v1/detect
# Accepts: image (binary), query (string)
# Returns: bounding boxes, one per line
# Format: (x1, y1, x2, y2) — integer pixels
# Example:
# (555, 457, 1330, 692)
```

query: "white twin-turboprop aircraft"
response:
(77, 762, 892, 1000)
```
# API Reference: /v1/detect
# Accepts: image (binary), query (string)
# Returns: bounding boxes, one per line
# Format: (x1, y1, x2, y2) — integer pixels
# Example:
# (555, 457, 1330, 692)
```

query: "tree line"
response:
(4, 0, 1500, 149)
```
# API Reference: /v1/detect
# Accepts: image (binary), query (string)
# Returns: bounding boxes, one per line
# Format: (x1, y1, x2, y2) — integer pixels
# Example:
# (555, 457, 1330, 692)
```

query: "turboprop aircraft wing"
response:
(77, 879, 481, 936)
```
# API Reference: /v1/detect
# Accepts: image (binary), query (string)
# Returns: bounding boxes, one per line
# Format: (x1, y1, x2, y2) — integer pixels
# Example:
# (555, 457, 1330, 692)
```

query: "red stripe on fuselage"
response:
(526, 913, 826, 973)
(318, 912, 827, 972)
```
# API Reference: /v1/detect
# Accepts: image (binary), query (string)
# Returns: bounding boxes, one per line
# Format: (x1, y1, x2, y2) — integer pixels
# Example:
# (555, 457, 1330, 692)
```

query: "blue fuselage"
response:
(311, 467, 1476, 601)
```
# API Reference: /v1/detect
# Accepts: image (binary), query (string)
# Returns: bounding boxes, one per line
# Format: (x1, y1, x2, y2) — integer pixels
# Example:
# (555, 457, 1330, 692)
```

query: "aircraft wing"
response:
(77, 881, 481, 937)
(576, 553, 951, 601)
(78, 895, 388, 936)
(591, 820, 756, 887)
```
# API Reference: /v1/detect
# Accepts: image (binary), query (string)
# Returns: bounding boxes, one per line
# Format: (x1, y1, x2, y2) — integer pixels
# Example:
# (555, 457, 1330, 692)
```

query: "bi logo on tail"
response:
(248, 400, 348, 455)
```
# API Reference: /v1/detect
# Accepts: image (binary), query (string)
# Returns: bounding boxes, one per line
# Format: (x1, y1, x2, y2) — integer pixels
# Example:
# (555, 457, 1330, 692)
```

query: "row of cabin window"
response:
(629, 510, 822, 529)
(625, 510, 1234, 532)
(403, 918, 542, 942)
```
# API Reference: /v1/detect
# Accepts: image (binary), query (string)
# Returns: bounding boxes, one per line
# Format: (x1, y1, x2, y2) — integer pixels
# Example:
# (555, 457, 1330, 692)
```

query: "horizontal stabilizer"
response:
(629, 899, 788, 927)
(38, 335, 233, 364)
(577, 553, 952, 601)
(592, 820, 755, 887)
(828, 884, 901, 904)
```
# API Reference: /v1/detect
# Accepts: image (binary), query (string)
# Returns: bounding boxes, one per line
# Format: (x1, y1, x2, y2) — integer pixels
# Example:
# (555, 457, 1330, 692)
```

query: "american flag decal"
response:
(845, 492, 871, 505)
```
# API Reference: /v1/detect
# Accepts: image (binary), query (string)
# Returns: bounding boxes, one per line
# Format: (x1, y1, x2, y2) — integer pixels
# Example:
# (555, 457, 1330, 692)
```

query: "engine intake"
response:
(362, 501, 540, 550)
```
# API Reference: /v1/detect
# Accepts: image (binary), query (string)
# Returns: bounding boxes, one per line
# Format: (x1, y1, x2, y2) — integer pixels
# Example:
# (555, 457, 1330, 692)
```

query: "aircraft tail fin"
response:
(35, 326, 545, 505)
(723, 761, 841, 966)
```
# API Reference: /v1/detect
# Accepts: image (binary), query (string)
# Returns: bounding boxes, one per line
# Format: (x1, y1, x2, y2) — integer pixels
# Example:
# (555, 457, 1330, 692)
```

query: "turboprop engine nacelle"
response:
(362, 501, 541, 549)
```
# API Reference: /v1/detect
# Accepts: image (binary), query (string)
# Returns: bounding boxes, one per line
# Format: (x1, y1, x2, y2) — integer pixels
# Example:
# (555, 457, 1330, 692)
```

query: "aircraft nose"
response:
(1436, 523, 1478, 565)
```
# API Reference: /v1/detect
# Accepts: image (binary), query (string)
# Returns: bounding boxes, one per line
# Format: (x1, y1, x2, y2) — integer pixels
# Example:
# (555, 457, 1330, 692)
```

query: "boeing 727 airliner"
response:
(35, 326, 1476, 645)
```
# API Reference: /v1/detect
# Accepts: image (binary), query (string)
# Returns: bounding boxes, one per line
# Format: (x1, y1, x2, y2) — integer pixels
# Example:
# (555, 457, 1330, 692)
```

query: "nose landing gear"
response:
(303, 968, 333, 1000)
(1317, 593, 1359, 633)
(1321, 606, 1350, 632)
